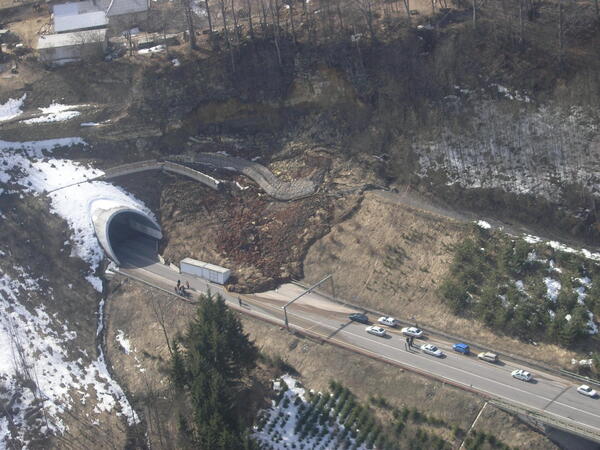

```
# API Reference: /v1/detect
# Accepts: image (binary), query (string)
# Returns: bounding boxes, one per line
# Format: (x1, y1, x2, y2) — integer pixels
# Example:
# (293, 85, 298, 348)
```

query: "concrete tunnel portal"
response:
(91, 200, 163, 267)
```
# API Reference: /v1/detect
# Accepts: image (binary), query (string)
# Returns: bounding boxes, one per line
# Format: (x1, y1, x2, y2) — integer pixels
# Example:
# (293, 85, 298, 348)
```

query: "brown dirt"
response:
(302, 190, 581, 368)
(104, 276, 558, 449)
(111, 152, 364, 292)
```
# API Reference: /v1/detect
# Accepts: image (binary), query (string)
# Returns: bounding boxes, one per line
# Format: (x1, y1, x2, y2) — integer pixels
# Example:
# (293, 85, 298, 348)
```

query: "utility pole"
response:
(282, 275, 332, 329)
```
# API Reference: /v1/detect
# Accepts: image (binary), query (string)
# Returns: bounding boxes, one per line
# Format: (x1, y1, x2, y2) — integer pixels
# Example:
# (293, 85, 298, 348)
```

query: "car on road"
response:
(378, 316, 398, 327)
(577, 385, 598, 398)
(366, 326, 387, 337)
(401, 326, 423, 338)
(452, 343, 470, 355)
(477, 352, 498, 363)
(349, 313, 369, 324)
(511, 369, 533, 382)
(421, 344, 444, 357)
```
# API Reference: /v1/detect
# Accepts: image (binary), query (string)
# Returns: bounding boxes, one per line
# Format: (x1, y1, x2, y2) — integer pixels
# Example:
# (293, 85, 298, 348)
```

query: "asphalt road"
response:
(114, 239, 600, 440)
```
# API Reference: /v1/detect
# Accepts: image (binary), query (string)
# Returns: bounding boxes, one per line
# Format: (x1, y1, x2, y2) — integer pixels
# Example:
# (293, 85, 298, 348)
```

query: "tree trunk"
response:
(472, 0, 477, 30)
(403, 0, 411, 24)
(182, 0, 197, 48)
(246, 0, 254, 39)
(288, 1, 296, 44)
(268, 0, 283, 66)
(205, 0, 213, 32)
(220, 0, 236, 71)
(260, 0, 268, 30)
(231, 0, 240, 43)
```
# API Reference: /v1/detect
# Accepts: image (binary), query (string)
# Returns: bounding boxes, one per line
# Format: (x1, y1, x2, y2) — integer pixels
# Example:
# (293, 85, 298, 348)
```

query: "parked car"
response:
(378, 316, 398, 327)
(511, 369, 533, 382)
(349, 313, 369, 324)
(477, 352, 498, 363)
(421, 344, 444, 357)
(577, 385, 598, 398)
(401, 326, 423, 338)
(452, 343, 470, 355)
(366, 326, 387, 337)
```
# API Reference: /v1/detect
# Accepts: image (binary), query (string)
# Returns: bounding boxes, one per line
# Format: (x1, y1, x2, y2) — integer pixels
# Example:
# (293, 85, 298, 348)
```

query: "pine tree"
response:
(171, 340, 188, 390)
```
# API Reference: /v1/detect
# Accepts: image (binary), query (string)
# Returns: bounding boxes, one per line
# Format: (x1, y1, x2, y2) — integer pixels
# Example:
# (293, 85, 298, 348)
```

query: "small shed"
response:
(37, 29, 107, 65)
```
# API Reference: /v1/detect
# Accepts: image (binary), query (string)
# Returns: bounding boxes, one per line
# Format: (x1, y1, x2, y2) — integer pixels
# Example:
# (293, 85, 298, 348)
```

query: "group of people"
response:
(405, 336, 415, 349)
(175, 279, 190, 296)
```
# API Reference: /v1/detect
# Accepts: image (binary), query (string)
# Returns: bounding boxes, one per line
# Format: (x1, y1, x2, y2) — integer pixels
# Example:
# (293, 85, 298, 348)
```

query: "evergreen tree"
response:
(170, 292, 259, 449)
(171, 340, 188, 390)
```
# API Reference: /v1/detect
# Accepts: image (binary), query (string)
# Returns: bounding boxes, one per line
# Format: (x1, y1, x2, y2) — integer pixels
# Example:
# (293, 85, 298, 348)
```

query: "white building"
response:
(37, 29, 107, 65)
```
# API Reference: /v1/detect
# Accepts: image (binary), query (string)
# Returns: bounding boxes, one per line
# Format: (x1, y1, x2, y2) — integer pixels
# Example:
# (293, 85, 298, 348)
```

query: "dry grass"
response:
(303, 190, 581, 368)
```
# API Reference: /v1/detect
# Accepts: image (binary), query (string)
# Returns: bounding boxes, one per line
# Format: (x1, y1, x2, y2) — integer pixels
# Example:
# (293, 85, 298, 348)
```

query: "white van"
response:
(477, 352, 498, 363)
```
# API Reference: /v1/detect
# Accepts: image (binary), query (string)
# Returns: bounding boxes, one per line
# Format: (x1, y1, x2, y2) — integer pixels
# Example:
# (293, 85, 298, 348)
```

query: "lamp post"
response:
(282, 274, 332, 330)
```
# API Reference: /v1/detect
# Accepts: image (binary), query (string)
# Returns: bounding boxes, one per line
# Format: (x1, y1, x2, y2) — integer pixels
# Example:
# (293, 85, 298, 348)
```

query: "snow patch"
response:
(22, 103, 85, 124)
(0, 94, 26, 122)
(544, 278, 561, 302)
(475, 220, 491, 230)
(115, 330, 132, 354)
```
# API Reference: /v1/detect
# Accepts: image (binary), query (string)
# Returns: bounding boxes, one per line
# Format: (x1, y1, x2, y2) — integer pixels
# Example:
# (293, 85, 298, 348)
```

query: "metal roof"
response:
(53, 1, 100, 15)
(105, 0, 149, 17)
(37, 29, 107, 49)
(54, 11, 108, 33)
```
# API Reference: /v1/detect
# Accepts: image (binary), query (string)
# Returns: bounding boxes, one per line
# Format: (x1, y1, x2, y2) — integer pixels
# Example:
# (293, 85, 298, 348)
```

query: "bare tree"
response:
(246, 0, 255, 39)
(231, 0, 241, 43)
(149, 295, 174, 357)
(268, 0, 283, 66)
(205, 0, 214, 33)
(181, 0, 198, 48)
(219, 0, 236, 70)
(354, 0, 376, 40)
(284, 0, 297, 44)
(402, 0, 411, 24)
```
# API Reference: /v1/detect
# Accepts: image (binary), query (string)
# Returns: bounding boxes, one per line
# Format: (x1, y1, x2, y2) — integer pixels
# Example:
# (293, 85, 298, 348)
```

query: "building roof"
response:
(54, 11, 108, 33)
(105, 0, 149, 17)
(37, 29, 107, 50)
(53, 0, 101, 16)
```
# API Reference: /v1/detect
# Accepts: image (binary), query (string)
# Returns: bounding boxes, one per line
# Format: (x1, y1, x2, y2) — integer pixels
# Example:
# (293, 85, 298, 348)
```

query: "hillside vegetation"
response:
(440, 223, 600, 354)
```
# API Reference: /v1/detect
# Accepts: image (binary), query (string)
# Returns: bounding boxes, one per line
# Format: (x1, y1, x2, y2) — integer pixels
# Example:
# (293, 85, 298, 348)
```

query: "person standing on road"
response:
(238, 297, 242, 307)
(409, 336, 414, 348)
(177, 280, 181, 288)
(186, 280, 190, 290)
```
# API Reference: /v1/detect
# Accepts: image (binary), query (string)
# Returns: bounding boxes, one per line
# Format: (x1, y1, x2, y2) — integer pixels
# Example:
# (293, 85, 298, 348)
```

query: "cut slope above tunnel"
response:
(90, 199, 162, 266)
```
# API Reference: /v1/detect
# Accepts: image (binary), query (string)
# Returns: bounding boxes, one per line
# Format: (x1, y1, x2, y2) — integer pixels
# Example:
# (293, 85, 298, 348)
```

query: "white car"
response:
(511, 369, 533, 382)
(421, 344, 444, 357)
(366, 326, 387, 337)
(577, 385, 598, 398)
(401, 326, 423, 338)
(378, 316, 398, 327)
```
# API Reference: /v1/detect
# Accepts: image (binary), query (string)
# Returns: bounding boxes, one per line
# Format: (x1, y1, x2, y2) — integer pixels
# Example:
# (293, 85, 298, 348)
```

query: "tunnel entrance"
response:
(91, 201, 162, 268)
(108, 211, 162, 268)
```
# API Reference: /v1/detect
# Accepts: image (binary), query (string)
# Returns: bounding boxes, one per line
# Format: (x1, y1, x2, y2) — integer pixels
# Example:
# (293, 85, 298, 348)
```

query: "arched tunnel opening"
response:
(108, 211, 162, 267)
(91, 201, 163, 269)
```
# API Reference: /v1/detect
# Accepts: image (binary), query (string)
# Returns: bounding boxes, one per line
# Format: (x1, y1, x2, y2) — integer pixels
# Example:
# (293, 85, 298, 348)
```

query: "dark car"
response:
(349, 313, 369, 324)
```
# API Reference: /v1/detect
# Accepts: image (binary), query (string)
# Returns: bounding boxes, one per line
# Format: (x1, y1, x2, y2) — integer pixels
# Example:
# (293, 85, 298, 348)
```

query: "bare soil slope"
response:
(303, 190, 580, 367)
